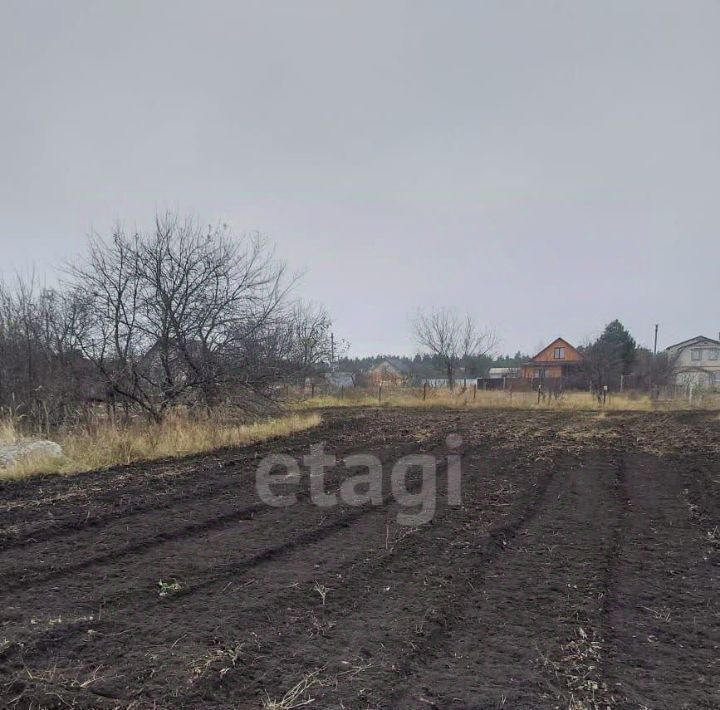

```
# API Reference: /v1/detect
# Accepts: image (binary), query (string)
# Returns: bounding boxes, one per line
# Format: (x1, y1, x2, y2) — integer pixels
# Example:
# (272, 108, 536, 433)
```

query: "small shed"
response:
(488, 367, 521, 380)
(325, 371, 355, 388)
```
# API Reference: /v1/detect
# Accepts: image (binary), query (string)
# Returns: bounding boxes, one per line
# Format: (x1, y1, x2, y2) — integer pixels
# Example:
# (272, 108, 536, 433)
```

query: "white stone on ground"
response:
(0, 440, 63, 467)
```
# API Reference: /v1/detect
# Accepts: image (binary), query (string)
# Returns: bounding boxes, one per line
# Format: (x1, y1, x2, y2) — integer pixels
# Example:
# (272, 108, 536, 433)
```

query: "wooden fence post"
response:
(378, 384, 382, 404)
(423, 382, 427, 401)
(473, 384, 477, 401)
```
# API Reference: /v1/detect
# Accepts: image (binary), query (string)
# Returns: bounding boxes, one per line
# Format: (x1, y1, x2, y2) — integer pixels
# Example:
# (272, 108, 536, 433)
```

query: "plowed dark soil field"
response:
(1, 409, 719, 709)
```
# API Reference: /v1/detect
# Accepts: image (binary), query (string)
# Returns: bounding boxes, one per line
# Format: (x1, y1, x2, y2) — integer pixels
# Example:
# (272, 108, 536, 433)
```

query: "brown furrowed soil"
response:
(0, 409, 718, 709)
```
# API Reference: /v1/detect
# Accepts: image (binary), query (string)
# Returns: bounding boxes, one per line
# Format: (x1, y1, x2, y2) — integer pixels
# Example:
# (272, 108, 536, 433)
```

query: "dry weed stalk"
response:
(261, 669, 327, 709)
(313, 582, 330, 606)
(191, 644, 245, 680)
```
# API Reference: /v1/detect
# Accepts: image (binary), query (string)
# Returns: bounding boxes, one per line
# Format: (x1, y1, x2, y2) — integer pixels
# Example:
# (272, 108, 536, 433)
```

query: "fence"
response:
(296, 382, 720, 411)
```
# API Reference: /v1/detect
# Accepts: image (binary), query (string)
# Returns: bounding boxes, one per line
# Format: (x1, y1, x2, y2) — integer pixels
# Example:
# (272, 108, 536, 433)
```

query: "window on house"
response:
(554, 347, 566, 360)
(709, 349, 719, 361)
(691, 349, 702, 361)
(715, 372, 720, 385)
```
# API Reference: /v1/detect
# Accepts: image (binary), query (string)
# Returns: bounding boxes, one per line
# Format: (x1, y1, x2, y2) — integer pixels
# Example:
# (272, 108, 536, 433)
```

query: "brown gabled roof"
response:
(526, 337, 579, 363)
(368, 358, 410, 375)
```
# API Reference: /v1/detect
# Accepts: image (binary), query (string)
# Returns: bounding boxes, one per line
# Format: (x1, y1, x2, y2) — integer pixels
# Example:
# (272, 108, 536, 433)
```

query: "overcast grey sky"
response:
(1, 1, 718, 356)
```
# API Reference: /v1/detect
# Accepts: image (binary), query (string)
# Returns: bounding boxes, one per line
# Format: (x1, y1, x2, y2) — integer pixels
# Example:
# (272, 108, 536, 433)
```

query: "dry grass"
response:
(296, 387, 720, 412)
(261, 669, 327, 709)
(0, 418, 20, 445)
(0, 411, 321, 481)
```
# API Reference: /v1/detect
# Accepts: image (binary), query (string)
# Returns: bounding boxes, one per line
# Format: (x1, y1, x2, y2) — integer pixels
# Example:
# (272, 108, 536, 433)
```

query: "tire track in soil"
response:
(1, 500, 267, 594)
(178, 453, 561, 709)
(0, 470, 258, 552)
(595, 452, 630, 708)
(0, 437, 467, 679)
(0, 415, 377, 550)
(2, 446, 532, 709)
(381, 454, 626, 710)
(600, 452, 720, 710)
(0, 433, 451, 607)
(0, 408, 425, 548)
(0, 418, 444, 593)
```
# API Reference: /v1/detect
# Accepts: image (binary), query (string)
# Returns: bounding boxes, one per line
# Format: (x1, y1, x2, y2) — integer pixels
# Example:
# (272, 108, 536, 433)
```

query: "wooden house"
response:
(521, 338, 582, 381)
(366, 358, 410, 386)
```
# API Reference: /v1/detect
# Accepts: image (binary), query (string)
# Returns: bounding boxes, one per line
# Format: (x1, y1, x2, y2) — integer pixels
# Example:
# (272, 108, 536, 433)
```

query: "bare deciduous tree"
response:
(0, 273, 89, 428)
(411, 307, 496, 388)
(66, 215, 310, 420)
(286, 302, 343, 372)
(631, 348, 678, 391)
(0, 214, 339, 428)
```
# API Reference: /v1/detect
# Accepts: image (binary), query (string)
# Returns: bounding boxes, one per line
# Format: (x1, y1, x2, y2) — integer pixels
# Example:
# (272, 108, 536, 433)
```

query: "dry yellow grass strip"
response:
(295, 387, 720, 412)
(0, 412, 321, 481)
(0, 419, 19, 445)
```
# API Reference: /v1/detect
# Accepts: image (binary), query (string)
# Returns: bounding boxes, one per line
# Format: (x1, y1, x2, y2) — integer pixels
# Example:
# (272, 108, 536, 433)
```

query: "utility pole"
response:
(653, 324, 659, 355)
(330, 332, 335, 367)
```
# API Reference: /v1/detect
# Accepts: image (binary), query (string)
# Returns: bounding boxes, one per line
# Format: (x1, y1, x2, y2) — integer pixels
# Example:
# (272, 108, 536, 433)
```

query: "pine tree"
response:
(597, 320, 637, 373)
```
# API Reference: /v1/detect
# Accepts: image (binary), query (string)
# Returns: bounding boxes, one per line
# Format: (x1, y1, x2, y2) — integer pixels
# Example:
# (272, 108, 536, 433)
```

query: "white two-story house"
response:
(666, 335, 720, 388)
